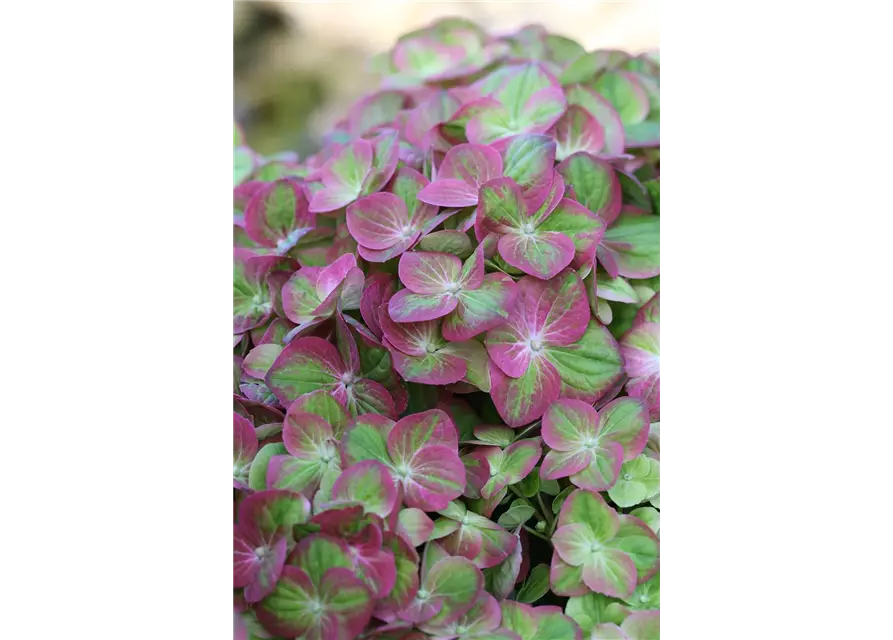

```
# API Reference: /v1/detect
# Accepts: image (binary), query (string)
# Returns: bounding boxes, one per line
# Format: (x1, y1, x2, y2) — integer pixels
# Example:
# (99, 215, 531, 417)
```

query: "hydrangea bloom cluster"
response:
(235, 18, 659, 640)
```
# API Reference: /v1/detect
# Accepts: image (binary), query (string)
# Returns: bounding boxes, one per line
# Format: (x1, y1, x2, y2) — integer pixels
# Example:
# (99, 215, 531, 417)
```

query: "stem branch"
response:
(536, 492, 554, 529)
(522, 525, 552, 543)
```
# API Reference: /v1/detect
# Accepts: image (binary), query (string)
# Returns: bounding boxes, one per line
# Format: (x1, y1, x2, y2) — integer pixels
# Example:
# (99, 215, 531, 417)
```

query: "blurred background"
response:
(234, 0, 659, 157)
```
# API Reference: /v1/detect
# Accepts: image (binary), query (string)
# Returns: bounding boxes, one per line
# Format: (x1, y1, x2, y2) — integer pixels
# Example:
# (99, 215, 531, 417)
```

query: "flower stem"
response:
(536, 492, 554, 529)
(522, 525, 552, 543)
(513, 419, 542, 441)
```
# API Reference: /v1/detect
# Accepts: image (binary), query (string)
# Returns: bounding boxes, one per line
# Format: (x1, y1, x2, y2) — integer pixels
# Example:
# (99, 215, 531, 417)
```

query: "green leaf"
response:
(588, 547, 637, 599)
(330, 141, 373, 193)
(473, 425, 515, 447)
(516, 468, 540, 497)
(625, 120, 660, 147)
(385, 539, 421, 613)
(540, 477, 562, 496)
(602, 213, 660, 280)
(484, 534, 522, 599)
(559, 51, 605, 85)
(233, 357, 242, 394)
(241, 608, 277, 640)
(425, 556, 483, 617)
(342, 421, 391, 466)
(444, 340, 491, 392)
(479, 178, 526, 231)
(557, 153, 617, 219)
(466, 491, 505, 518)
(537, 609, 584, 640)
(351, 337, 388, 382)
(483, 440, 541, 497)
(248, 443, 287, 491)
(559, 489, 619, 543)
(539, 199, 606, 241)
(255, 161, 300, 182)
(437, 500, 466, 522)
(501, 134, 556, 194)
(243, 492, 311, 542)
(270, 456, 328, 493)
(294, 535, 353, 585)
(418, 230, 474, 258)
(622, 610, 660, 640)
(264, 348, 339, 404)
(516, 563, 550, 603)
(610, 516, 659, 578)
(550, 555, 585, 596)
(597, 397, 650, 458)
(234, 147, 254, 186)
(233, 261, 271, 334)
(500, 601, 538, 639)
(446, 280, 516, 337)
(431, 517, 461, 540)
(608, 302, 638, 340)
(292, 391, 351, 439)
(593, 72, 648, 125)
(355, 340, 403, 404)
(497, 64, 557, 121)
(633, 286, 656, 305)
(363, 131, 400, 194)
(502, 441, 541, 478)
(645, 179, 659, 216)
(256, 568, 316, 636)
(596, 298, 613, 325)
(545, 34, 586, 64)
(607, 455, 660, 508)
(546, 321, 624, 402)
(497, 503, 536, 528)
(490, 253, 525, 276)
(311, 466, 340, 513)
(595, 273, 638, 304)
(623, 572, 659, 610)
(552, 485, 574, 514)
(565, 593, 628, 633)
(617, 172, 652, 213)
